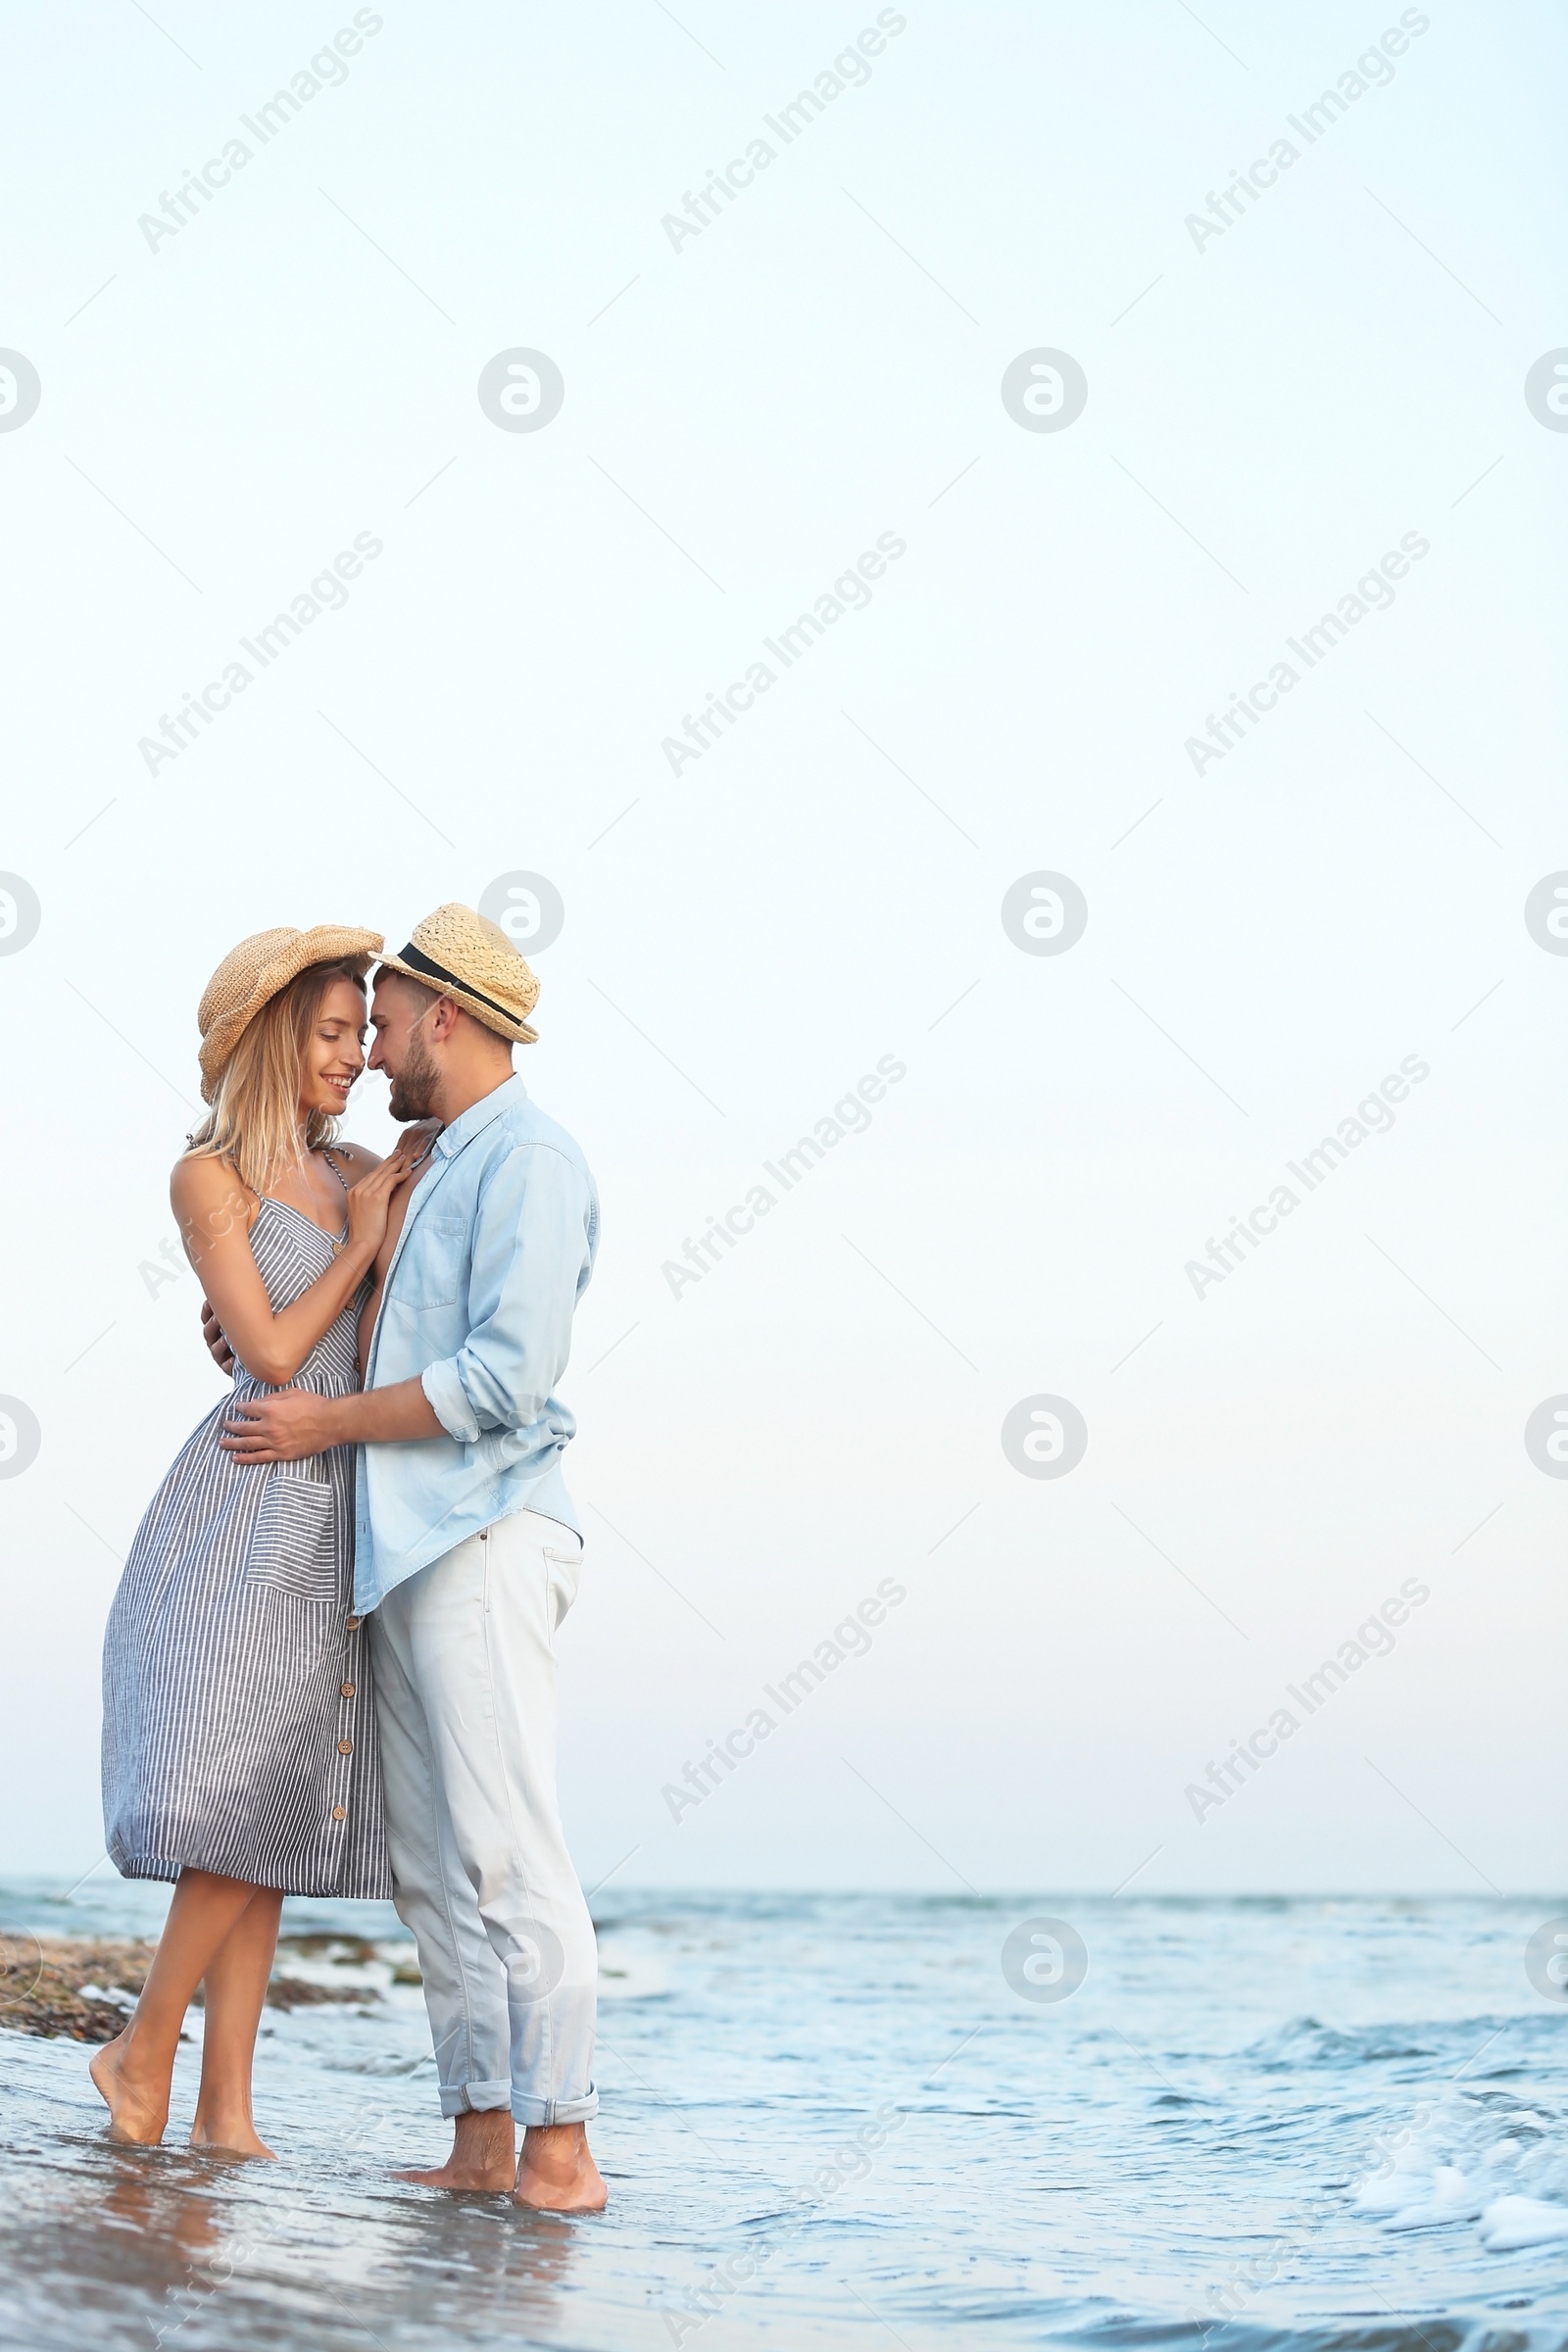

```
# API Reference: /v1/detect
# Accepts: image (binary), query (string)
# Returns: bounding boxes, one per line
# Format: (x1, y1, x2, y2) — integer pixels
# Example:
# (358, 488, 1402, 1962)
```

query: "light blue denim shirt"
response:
(353, 1075, 598, 1612)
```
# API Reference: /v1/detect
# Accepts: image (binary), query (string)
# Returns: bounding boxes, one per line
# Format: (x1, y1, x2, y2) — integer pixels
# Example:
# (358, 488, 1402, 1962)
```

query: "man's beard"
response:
(387, 1030, 439, 1121)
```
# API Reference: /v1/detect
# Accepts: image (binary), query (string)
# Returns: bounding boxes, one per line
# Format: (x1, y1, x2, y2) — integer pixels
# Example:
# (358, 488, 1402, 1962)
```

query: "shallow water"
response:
(1, 1880, 1566, 2351)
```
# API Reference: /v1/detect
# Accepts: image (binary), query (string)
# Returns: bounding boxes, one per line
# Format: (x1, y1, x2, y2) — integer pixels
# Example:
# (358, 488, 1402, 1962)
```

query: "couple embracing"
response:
(92, 904, 607, 2212)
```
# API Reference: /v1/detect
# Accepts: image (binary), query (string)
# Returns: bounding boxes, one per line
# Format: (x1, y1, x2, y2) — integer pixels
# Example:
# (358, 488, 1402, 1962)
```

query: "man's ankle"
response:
(514, 2124, 605, 2210)
(454, 2109, 514, 2153)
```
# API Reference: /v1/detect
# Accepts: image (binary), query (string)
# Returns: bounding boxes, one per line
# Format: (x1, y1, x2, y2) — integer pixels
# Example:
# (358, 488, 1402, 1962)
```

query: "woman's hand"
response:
(175, 1139, 430, 1395)
(343, 1130, 429, 1256)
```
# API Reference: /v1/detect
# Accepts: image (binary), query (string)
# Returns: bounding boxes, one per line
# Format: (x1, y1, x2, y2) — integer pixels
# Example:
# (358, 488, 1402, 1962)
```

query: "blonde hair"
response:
(185, 959, 366, 1194)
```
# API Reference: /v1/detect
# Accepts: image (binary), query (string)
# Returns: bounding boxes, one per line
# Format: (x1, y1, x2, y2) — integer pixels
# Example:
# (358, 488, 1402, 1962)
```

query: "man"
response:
(219, 904, 606, 2212)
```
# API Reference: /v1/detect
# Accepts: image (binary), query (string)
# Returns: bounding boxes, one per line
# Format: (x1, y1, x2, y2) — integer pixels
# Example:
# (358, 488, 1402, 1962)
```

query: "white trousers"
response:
(369, 1508, 599, 2126)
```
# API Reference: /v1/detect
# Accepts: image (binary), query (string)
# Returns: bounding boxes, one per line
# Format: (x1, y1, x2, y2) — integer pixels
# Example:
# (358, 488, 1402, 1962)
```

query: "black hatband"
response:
(391, 942, 520, 1025)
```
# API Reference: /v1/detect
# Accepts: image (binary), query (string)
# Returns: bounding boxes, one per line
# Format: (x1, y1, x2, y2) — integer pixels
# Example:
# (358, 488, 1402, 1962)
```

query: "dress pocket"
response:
(244, 1471, 339, 1603)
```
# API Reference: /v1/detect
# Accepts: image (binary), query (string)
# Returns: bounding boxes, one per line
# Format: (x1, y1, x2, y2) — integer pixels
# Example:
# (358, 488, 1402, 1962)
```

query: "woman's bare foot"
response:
(89, 2030, 171, 2146)
(189, 2114, 277, 2160)
(514, 2123, 607, 2213)
(394, 2108, 515, 2191)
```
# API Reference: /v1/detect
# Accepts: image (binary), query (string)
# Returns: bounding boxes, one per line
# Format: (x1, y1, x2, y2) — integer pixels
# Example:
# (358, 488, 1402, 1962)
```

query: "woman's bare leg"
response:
(188, 1887, 284, 2156)
(89, 1870, 261, 2145)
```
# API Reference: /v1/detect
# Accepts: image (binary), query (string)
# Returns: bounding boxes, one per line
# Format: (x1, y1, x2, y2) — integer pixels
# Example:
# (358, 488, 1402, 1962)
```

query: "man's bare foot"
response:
(514, 2123, 607, 2213)
(189, 2115, 276, 2160)
(393, 2108, 515, 2191)
(88, 2030, 171, 2147)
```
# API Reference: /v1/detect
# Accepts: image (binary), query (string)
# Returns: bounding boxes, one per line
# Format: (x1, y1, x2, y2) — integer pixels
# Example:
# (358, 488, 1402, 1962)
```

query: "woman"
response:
(94, 924, 424, 2157)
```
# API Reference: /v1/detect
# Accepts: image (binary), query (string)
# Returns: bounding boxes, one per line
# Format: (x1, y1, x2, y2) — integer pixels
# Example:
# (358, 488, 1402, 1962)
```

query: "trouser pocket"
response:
(542, 1540, 584, 1635)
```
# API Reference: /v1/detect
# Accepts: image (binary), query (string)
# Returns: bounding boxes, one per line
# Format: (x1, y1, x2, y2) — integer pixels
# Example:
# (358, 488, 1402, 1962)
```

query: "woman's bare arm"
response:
(174, 1143, 419, 1388)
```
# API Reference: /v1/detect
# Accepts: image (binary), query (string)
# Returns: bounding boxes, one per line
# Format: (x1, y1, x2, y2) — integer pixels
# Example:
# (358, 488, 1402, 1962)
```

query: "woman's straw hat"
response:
(198, 924, 383, 1102)
(376, 903, 540, 1045)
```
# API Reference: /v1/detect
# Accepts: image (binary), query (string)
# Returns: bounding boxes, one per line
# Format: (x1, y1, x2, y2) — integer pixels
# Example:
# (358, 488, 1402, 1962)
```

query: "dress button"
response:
(346, 1616, 361, 1631)
(340, 1682, 355, 1697)
(331, 1804, 346, 1821)
(337, 1738, 353, 1754)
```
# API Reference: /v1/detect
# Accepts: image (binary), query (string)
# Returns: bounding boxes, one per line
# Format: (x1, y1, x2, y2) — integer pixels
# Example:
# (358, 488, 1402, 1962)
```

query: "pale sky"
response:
(2, 0, 1565, 1894)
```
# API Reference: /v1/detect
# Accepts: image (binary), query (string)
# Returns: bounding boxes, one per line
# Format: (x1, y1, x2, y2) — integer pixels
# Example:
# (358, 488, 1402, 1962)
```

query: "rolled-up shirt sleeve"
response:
(419, 1143, 594, 1444)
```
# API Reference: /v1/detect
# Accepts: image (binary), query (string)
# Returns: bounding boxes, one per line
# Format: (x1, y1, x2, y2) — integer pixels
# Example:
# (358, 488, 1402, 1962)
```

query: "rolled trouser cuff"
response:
(513, 2084, 599, 2127)
(440, 2078, 514, 2117)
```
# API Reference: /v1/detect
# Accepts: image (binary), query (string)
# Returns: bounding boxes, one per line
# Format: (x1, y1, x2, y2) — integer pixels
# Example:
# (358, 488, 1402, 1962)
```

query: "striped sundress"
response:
(101, 1196, 390, 1898)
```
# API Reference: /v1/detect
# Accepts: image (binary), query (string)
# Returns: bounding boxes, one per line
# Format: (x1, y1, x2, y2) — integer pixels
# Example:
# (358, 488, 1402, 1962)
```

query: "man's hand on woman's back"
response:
(200, 1299, 236, 1378)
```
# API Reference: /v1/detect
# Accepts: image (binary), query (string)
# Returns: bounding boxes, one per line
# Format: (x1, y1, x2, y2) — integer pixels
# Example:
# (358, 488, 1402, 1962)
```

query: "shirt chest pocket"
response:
(396, 1215, 469, 1309)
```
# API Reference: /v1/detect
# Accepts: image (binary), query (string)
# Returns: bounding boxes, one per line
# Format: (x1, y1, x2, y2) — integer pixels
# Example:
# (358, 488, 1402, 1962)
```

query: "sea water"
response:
(0, 1880, 1565, 2350)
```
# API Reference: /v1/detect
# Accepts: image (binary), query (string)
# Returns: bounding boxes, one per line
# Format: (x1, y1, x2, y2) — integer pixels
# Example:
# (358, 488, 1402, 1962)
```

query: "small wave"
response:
(1480, 2195, 1568, 2252)
(1350, 2085, 1568, 2253)
(1245, 2015, 1444, 2070)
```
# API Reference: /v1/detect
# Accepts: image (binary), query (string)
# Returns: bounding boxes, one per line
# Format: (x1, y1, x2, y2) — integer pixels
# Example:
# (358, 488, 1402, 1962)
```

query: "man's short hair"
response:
(376, 966, 440, 1016)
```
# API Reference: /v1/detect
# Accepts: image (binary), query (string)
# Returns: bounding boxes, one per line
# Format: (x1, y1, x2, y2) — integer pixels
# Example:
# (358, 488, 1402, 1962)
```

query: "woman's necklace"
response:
(319, 1147, 350, 1254)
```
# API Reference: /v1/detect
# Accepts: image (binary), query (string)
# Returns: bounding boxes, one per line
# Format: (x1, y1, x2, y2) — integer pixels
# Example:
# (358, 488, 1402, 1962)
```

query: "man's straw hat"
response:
(198, 924, 383, 1102)
(376, 903, 540, 1046)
